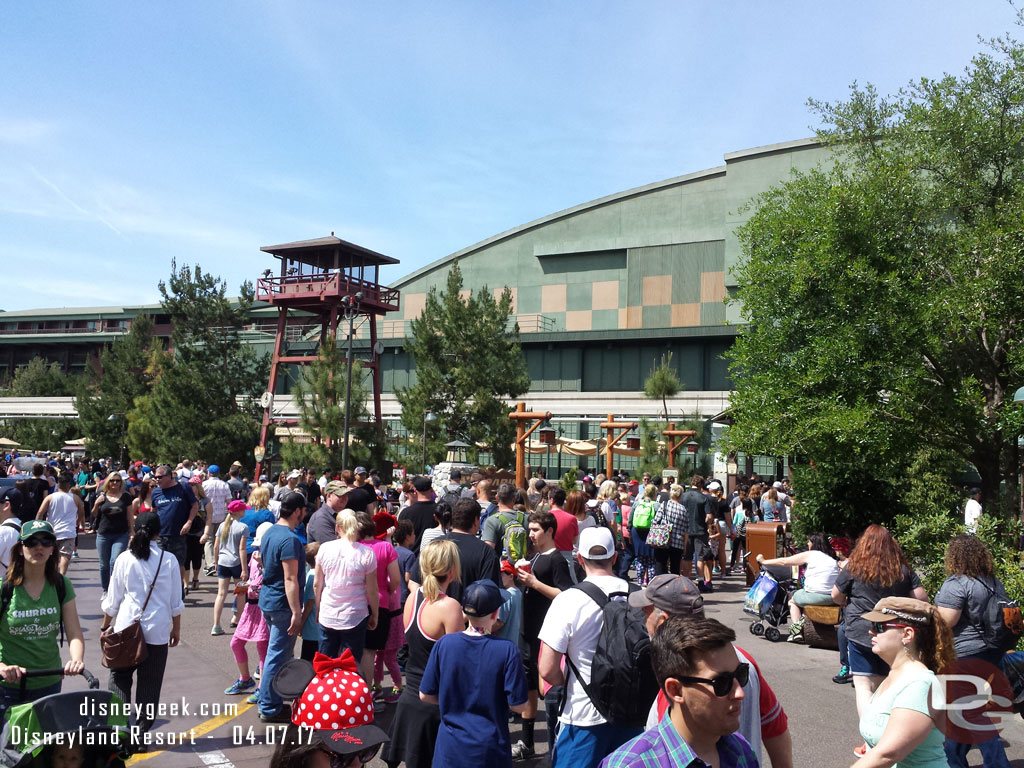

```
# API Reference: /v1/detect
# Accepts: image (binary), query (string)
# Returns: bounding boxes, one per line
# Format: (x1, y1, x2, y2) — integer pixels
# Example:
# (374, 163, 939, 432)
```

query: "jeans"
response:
(96, 532, 130, 592)
(259, 609, 297, 717)
(319, 616, 369, 661)
(108, 643, 168, 732)
(0, 681, 61, 724)
(943, 649, 1012, 768)
(837, 621, 849, 667)
(615, 537, 634, 579)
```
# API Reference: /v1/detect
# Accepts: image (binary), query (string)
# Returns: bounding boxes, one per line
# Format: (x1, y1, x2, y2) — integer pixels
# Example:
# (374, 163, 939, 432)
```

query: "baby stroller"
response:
(744, 564, 800, 642)
(0, 668, 132, 767)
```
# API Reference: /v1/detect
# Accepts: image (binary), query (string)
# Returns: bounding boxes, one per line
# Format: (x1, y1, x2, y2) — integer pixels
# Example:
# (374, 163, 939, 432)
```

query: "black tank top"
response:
(404, 588, 442, 692)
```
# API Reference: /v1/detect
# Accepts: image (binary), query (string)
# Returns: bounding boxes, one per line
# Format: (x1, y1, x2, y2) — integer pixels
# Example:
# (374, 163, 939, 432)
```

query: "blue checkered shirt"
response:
(599, 715, 759, 768)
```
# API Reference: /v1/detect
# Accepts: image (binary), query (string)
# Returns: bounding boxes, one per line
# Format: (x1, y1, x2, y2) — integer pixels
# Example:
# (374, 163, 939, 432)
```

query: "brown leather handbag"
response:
(100, 550, 165, 670)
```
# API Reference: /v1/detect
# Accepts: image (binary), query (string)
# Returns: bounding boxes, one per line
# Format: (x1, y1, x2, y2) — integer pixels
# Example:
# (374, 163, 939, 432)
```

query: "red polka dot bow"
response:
(291, 650, 375, 731)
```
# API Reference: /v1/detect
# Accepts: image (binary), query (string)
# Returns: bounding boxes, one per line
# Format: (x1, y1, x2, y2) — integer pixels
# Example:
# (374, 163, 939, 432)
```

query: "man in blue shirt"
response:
(149, 465, 197, 594)
(599, 615, 758, 768)
(256, 491, 306, 723)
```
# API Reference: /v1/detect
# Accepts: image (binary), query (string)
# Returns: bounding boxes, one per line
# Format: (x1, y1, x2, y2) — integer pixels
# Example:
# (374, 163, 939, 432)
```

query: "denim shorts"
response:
(217, 563, 242, 579)
(847, 640, 889, 677)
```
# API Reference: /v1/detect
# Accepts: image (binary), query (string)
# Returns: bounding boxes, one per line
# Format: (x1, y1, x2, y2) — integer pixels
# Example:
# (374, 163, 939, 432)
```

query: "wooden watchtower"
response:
(254, 235, 400, 476)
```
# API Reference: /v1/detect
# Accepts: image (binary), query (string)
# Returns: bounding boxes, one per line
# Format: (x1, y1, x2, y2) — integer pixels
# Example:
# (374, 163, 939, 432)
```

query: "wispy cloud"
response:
(27, 164, 126, 239)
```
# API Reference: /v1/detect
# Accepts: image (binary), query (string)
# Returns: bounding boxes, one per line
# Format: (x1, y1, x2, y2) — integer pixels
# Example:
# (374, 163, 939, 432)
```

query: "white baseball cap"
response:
(578, 527, 616, 560)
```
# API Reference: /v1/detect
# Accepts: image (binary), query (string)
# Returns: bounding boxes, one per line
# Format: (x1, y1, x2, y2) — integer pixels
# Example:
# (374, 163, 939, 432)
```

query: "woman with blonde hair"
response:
(93, 470, 134, 595)
(382, 539, 463, 768)
(652, 483, 688, 577)
(211, 500, 249, 636)
(854, 597, 954, 767)
(314, 508, 378, 664)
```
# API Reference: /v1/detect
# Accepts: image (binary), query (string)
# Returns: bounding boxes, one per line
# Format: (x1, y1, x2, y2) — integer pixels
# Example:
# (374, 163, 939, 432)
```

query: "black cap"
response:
(462, 579, 505, 617)
(280, 491, 307, 514)
(0, 487, 22, 516)
(412, 476, 432, 493)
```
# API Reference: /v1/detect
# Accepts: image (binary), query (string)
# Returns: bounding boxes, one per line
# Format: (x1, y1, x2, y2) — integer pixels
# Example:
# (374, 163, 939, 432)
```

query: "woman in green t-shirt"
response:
(0, 519, 85, 716)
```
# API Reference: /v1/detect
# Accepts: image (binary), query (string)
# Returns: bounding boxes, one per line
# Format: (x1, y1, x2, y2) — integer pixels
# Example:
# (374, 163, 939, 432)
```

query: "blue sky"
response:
(0, 2, 1018, 310)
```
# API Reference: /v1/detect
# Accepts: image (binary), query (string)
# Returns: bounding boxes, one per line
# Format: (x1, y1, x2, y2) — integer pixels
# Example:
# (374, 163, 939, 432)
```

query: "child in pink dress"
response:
(224, 547, 269, 699)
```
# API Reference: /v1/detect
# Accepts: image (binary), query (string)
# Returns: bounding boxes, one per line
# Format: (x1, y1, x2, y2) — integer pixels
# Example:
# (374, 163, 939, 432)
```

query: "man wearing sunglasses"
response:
(629, 574, 793, 768)
(600, 615, 758, 768)
(150, 465, 199, 594)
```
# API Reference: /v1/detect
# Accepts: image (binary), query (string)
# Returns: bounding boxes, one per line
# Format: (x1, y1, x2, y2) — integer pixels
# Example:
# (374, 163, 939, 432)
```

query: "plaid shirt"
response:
(600, 716, 758, 768)
(658, 499, 689, 550)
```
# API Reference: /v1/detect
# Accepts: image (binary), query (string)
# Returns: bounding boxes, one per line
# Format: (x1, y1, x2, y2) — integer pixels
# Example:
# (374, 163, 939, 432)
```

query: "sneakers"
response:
(260, 707, 291, 723)
(833, 665, 852, 684)
(71, 551, 79, 559)
(697, 580, 713, 593)
(384, 686, 402, 704)
(511, 740, 535, 761)
(787, 619, 804, 643)
(225, 677, 256, 695)
(253, 666, 262, 681)
(371, 684, 385, 702)
(211, 625, 225, 636)
(245, 692, 259, 704)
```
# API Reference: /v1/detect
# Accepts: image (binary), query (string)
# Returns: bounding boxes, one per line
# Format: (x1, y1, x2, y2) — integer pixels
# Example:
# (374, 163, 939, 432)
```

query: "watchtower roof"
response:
(260, 236, 399, 269)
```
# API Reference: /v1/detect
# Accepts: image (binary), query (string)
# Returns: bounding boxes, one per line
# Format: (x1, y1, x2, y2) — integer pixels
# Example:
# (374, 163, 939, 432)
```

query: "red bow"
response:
(312, 649, 358, 677)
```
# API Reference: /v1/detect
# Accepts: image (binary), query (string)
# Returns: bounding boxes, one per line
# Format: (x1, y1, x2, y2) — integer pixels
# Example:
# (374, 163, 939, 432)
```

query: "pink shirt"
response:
(316, 538, 377, 630)
(550, 508, 579, 552)
(367, 538, 399, 610)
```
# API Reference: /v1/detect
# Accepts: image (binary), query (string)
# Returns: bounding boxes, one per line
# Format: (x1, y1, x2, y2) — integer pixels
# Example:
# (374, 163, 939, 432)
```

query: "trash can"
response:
(744, 522, 787, 587)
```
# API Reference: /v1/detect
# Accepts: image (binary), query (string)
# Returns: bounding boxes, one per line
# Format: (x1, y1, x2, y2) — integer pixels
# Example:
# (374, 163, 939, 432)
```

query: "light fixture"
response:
(626, 436, 641, 451)
(445, 440, 470, 463)
(1015, 386, 1024, 403)
(685, 440, 699, 454)
(538, 421, 556, 445)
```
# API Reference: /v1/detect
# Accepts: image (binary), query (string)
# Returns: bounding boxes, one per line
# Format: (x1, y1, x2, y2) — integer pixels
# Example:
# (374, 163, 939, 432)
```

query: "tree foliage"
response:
(727, 34, 1024, 529)
(396, 263, 529, 470)
(127, 262, 268, 468)
(280, 334, 380, 472)
(0, 357, 81, 452)
(75, 315, 160, 460)
(643, 352, 681, 423)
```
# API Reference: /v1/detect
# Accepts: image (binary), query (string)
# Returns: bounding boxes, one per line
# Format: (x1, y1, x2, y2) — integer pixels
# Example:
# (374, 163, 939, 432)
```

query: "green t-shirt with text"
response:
(0, 577, 75, 689)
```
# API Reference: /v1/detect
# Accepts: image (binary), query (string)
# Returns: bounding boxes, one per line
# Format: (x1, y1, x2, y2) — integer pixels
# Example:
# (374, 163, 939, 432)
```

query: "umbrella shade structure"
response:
(0, 438, 20, 448)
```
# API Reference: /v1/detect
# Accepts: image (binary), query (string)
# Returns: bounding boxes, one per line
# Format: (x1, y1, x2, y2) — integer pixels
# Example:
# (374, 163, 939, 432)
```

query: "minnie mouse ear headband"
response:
(277, 651, 390, 757)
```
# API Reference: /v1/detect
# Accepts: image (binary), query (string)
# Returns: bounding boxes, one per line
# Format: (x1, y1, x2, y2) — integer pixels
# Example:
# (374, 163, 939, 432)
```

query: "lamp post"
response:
(538, 421, 556, 479)
(662, 423, 697, 469)
(340, 291, 364, 471)
(598, 414, 638, 479)
(422, 411, 438, 473)
(684, 440, 699, 473)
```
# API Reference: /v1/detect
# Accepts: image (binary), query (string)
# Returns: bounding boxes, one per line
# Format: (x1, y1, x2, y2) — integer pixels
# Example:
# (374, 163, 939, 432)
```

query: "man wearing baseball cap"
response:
(306, 481, 350, 544)
(201, 465, 232, 576)
(628, 574, 793, 767)
(419, 580, 528, 768)
(538, 526, 639, 768)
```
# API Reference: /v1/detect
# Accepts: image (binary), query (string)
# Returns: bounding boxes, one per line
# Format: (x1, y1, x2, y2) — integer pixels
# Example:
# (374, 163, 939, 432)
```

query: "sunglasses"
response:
(677, 662, 750, 697)
(871, 621, 913, 635)
(320, 745, 380, 767)
(24, 536, 56, 549)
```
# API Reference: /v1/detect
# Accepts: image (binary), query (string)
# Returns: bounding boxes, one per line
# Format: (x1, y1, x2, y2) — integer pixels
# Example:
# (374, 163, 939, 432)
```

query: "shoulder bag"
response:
(100, 549, 165, 670)
(646, 500, 672, 549)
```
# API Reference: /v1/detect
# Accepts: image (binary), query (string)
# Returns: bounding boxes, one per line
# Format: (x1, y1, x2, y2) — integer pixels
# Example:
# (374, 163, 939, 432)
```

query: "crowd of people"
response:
(0, 450, 1012, 768)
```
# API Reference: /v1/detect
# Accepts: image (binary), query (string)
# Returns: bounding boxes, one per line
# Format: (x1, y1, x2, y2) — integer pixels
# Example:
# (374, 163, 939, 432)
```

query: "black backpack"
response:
(439, 485, 463, 511)
(975, 577, 1023, 653)
(1, 576, 67, 647)
(564, 580, 659, 728)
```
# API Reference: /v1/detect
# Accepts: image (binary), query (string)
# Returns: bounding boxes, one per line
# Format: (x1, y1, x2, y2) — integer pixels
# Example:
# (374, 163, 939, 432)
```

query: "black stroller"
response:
(745, 564, 800, 642)
(0, 668, 132, 767)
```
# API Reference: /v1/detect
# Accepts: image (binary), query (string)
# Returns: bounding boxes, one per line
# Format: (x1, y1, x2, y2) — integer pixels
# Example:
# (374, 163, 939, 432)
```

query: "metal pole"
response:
(421, 413, 428, 473)
(342, 305, 355, 471)
(120, 415, 127, 468)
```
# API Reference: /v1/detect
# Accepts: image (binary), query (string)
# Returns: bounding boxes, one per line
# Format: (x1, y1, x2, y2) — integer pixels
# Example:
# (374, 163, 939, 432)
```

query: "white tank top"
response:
(46, 492, 79, 539)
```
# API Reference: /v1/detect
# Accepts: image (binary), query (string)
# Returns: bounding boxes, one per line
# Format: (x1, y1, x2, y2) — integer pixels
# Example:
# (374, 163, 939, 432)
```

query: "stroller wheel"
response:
(765, 626, 782, 642)
(750, 622, 765, 636)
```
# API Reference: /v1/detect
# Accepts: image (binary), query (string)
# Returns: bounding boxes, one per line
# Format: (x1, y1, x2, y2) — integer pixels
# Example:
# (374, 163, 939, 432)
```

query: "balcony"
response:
(256, 274, 399, 312)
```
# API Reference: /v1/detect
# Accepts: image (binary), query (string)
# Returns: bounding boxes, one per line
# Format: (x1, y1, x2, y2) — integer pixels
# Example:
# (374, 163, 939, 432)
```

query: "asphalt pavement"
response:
(54, 537, 1024, 767)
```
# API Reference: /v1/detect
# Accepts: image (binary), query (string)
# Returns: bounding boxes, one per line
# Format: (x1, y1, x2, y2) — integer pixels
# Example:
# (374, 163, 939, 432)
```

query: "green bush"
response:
(790, 461, 906, 543)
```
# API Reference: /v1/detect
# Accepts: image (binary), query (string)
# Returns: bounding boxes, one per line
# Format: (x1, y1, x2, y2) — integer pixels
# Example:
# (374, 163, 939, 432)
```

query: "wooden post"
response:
(599, 414, 638, 479)
(509, 403, 552, 489)
(661, 422, 696, 470)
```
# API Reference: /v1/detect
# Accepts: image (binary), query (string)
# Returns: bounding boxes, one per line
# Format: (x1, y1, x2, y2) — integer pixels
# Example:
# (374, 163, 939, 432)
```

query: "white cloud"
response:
(0, 118, 58, 148)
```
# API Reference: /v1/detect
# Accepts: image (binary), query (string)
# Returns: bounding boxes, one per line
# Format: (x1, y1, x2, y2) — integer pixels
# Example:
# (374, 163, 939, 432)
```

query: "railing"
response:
(0, 326, 128, 336)
(514, 314, 557, 333)
(257, 274, 400, 308)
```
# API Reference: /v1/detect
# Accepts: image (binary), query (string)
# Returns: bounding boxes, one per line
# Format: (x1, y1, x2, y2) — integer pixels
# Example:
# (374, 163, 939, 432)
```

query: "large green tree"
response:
(128, 262, 268, 468)
(396, 263, 529, 470)
(75, 315, 161, 461)
(727, 34, 1024, 522)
